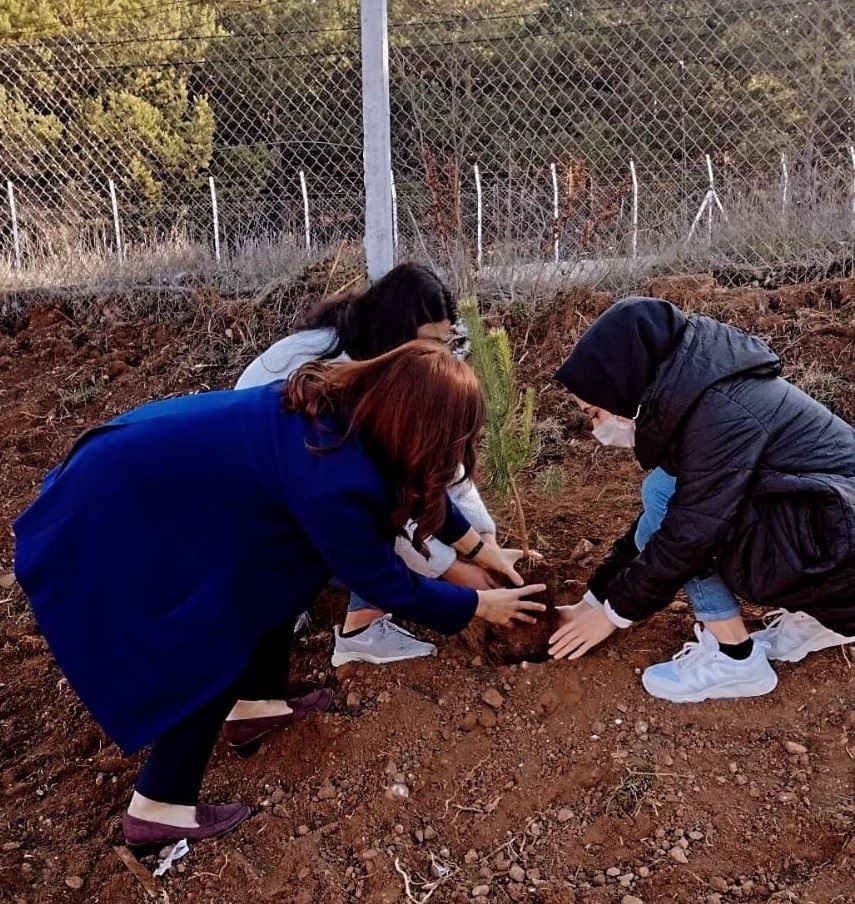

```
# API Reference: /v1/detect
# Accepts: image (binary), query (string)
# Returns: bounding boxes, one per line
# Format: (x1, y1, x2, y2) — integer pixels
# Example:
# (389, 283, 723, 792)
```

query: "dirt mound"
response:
(1, 276, 853, 903)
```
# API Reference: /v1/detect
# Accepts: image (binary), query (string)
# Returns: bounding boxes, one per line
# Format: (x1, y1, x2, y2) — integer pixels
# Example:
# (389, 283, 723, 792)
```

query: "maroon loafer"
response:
(222, 688, 334, 749)
(122, 802, 250, 854)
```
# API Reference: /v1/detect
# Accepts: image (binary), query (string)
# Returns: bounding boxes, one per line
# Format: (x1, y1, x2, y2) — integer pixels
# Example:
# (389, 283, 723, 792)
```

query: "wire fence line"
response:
(1, 0, 854, 292)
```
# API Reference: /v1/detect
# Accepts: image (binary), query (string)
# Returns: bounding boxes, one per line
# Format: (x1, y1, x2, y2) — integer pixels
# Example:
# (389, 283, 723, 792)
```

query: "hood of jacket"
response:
(634, 314, 781, 469)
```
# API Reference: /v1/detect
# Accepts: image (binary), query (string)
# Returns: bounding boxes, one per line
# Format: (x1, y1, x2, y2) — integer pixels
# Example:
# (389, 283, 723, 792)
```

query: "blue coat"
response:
(13, 384, 478, 753)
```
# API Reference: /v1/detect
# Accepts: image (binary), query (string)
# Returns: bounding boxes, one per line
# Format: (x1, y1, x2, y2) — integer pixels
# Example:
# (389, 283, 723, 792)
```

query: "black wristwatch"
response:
(462, 539, 484, 561)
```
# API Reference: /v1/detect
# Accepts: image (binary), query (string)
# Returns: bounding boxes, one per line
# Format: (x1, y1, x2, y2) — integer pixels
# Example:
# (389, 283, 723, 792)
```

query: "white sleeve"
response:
(235, 328, 345, 389)
(394, 521, 456, 579)
(447, 467, 495, 535)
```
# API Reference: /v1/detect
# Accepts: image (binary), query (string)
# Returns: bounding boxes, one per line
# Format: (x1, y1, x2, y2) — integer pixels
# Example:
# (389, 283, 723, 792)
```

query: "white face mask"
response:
(592, 414, 636, 448)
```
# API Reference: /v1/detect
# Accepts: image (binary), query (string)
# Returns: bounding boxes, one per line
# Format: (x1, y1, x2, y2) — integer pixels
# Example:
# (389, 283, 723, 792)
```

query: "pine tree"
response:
(459, 298, 536, 558)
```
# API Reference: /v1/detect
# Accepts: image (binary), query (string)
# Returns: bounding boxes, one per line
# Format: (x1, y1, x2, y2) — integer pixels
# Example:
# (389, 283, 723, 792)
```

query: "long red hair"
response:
(284, 340, 484, 551)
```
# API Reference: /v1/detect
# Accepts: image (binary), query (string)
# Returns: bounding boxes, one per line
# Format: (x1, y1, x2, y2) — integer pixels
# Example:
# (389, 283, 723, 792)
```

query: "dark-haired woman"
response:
(238, 262, 500, 666)
(14, 342, 544, 848)
(549, 297, 855, 702)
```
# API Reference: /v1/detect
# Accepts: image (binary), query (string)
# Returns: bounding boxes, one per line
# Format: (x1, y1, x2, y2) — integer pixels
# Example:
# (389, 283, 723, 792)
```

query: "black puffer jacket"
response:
(586, 312, 855, 633)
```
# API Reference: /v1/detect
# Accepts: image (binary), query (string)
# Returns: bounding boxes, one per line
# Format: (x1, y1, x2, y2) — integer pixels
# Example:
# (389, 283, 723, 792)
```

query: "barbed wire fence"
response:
(1, 0, 853, 294)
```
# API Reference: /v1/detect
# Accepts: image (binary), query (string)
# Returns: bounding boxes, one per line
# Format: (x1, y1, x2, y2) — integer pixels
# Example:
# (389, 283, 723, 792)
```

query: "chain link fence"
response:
(1, 0, 853, 291)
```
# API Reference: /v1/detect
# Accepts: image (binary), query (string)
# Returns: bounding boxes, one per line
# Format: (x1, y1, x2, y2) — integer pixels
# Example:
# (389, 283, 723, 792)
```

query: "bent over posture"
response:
(550, 297, 855, 702)
(14, 342, 543, 849)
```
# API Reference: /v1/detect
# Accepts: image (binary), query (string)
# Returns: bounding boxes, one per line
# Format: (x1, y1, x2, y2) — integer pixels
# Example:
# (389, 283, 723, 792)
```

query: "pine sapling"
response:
(459, 298, 536, 558)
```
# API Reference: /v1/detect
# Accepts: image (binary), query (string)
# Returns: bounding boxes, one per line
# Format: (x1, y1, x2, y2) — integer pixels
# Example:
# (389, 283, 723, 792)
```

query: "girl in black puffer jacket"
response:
(550, 297, 855, 703)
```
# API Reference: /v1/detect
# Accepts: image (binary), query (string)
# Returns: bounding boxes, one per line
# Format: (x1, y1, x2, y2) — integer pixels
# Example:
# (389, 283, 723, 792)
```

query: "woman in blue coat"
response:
(13, 341, 544, 849)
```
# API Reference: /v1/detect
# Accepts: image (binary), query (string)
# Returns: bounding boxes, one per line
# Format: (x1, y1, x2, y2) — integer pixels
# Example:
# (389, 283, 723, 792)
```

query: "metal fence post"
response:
(6, 181, 22, 272)
(360, 0, 394, 279)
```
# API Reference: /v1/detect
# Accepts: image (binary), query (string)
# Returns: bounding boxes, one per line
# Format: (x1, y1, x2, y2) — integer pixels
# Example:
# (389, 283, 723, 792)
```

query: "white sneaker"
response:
(751, 609, 855, 663)
(642, 624, 778, 703)
(331, 614, 437, 666)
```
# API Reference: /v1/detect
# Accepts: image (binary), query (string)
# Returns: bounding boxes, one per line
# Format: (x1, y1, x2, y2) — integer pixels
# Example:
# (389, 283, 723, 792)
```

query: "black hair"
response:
(303, 262, 457, 361)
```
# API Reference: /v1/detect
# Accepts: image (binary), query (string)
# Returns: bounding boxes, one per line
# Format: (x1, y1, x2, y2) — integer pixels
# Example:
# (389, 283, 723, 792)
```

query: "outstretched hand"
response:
(475, 585, 547, 626)
(548, 599, 616, 660)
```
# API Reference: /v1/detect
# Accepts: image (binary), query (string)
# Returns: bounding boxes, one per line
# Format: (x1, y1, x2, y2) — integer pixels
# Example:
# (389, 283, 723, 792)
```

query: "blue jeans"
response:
(348, 593, 372, 612)
(635, 468, 740, 622)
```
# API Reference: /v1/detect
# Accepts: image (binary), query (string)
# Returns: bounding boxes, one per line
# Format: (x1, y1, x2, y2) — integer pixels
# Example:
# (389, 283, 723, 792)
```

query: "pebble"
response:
(634, 720, 649, 735)
(669, 846, 689, 864)
(606, 866, 621, 877)
(423, 825, 437, 840)
(710, 877, 729, 892)
(317, 784, 336, 800)
(591, 721, 606, 735)
(637, 866, 650, 878)
(385, 783, 410, 802)
(270, 787, 285, 805)
(0, 572, 15, 590)
(622, 897, 644, 904)
(471, 885, 490, 897)
(64, 876, 83, 890)
(508, 865, 525, 882)
(296, 824, 310, 836)
(688, 830, 704, 841)
(346, 691, 362, 708)
(783, 740, 807, 755)
(2, 842, 22, 852)
(556, 808, 574, 822)
(465, 849, 479, 864)
(298, 867, 310, 880)
(571, 539, 595, 560)
(478, 708, 497, 729)
(845, 711, 855, 729)
(482, 688, 505, 709)
(462, 712, 480, 732)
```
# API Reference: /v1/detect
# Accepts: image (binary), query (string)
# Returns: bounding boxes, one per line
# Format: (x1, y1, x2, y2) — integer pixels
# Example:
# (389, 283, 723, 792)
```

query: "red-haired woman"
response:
(237, 262, 500, 666)
(14, 342, 544, 850)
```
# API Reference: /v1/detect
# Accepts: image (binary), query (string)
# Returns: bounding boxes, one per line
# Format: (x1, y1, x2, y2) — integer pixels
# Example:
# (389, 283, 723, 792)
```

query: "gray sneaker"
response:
(331, 615, 437, 666)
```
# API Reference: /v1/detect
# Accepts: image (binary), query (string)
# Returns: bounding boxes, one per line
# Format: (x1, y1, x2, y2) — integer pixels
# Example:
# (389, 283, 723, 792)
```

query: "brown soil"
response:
(1, 276, 853, 904)
(482, 562, 562, 665)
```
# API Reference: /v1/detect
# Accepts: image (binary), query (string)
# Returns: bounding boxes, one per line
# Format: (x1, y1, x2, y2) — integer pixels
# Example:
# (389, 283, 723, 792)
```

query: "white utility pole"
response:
(360, 0, 394, 278)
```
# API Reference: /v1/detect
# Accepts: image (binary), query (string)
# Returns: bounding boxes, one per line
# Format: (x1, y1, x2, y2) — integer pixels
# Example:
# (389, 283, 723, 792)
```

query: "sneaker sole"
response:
(331, 649, 436, 667)
(641, 666, 779, 703)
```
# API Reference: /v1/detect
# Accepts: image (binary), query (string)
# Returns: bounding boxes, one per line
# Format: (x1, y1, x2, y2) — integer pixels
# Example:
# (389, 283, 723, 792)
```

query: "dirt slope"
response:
(0, 278, 852, 904)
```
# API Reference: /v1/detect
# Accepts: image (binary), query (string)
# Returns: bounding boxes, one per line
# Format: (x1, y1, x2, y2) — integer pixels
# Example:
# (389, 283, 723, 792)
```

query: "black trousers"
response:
(135, 619, 296, 806)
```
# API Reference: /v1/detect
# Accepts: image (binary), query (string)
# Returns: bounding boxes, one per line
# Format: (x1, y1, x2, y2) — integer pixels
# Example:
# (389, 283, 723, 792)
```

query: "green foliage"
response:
(459, 298, 537, 494)
(0, 0, 219, 230)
